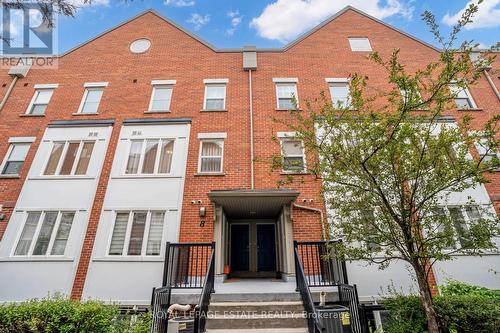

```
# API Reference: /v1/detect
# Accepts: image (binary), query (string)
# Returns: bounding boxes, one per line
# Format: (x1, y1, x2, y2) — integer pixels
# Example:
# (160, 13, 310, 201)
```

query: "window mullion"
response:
(137, 140, 147, 175)
(55, 142, 69, 175)
(28, 211, 45, 256)
(70, 142, 85, 175)
(153, 139, 163, 174)
(142, 211, 152, 256)
(123, 212, 134, 256)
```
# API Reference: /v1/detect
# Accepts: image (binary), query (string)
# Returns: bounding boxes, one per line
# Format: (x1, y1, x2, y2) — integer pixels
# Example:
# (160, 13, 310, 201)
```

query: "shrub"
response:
(0, 297, 151, 333)
(383, 282, 500, 333)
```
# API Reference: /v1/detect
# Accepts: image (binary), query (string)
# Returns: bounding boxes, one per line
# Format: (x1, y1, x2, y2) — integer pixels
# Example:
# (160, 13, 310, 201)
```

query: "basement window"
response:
(348, 37, 372, 52)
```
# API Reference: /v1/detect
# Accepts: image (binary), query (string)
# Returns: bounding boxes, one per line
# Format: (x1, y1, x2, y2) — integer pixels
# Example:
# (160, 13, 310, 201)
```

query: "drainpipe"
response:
(293, 203, 327, 240)
(243, 46, 257, 189)
(484, 69, 500, 101)
(0, 64, 30, 113)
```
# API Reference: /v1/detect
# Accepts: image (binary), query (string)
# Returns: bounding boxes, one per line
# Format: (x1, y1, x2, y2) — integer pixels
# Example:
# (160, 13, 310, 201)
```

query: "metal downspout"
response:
(293, 203, 326, 240)
(0, 75, 19, 113)
(249, 69, 255, 189)
(484, 69, 500, 101)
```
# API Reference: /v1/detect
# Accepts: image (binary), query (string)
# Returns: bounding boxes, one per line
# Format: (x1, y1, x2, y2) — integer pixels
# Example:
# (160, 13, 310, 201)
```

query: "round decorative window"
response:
(129, 38, 151, 54)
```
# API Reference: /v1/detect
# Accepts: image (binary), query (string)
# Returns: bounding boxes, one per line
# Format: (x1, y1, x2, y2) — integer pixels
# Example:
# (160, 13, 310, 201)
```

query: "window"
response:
(78, 88, 104, 114)
(26, 89, 54, 115)
(1, 142, 30, 175)
(149, 85, 173, 112)
(400, 88, 422, 105)
(434, 205, 484, 249)
(281, 139, 305, 172)
(43, 141, 95, 176)
(198, 140, 224, 173)
(449, 84, 477, 109)
(109, 211, 165, 256)
(275, 83, 298, 109)
(348, 37, 372, 52)
(327, 80, 350, 107)
(203, 84, 226, 111)
(14, 211, 75, 256)
(475, 138, 499, 165)
(125, 139, 174, 175)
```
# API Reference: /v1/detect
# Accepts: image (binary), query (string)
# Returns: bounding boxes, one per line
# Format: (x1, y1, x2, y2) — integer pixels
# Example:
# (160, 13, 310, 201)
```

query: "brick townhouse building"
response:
(0, 6, 498, 308)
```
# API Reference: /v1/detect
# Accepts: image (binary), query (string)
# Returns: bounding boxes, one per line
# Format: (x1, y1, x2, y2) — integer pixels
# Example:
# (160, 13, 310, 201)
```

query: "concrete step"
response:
(206, 329, 308, 333)
(211, 292, 301, 302)
(208, 301, 304, 313)
(205, 313, 308, 329)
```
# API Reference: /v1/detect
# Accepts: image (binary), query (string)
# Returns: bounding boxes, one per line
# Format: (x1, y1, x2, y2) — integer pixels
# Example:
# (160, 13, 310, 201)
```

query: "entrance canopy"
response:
(208, 189, 299, 219)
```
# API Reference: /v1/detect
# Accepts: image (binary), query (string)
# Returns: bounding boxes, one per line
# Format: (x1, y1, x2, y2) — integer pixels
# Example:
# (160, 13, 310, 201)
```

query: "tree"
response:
(272, 3, 499, 333)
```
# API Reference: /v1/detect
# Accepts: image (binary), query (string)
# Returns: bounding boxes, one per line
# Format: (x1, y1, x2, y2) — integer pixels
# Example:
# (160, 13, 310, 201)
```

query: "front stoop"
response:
(205, 297, 308, 330)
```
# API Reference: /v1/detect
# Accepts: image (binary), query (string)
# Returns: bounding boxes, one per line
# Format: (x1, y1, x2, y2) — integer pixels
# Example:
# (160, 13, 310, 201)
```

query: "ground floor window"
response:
(109, 210, 166, 256)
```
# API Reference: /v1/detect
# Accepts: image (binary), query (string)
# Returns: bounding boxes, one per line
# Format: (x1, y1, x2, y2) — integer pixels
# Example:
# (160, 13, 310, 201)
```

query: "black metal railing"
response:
(294, 241, 323, 333)
(162, 242, 214, 288)
(150, 286, 172, 333)
(295, 240, 348, 287)
(193, 243, 215, 333)
(338, 284, 363, 333)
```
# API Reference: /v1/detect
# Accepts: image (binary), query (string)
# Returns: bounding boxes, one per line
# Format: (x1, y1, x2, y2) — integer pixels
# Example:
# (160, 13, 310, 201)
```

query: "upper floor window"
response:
(449, 84, 477, 109)
(278, 133, 305, 172)
(274, 78, 298, 110)
(0, 137, 34, 175)
(148, 80, 176, 112)
(26, 85, 57, 115)
(432, 205, 483, 249)
(475, 138, 499, 165)
(77, 83, 107, 114)
(109, 210, 165, 256)
(203, 79, 228, 111)
(400, 88, 422, 105)
(348, 37, 372, 52)
(326, 79, 350, 108)
(43, 141, 95, 176)
(197, 133, 226, 174)
(14, 211, 75, 256)
(125, 139, 175, 175)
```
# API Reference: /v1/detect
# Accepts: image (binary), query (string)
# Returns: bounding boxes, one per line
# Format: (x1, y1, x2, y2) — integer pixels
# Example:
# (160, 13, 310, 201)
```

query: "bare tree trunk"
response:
(414, 262, 442, 333)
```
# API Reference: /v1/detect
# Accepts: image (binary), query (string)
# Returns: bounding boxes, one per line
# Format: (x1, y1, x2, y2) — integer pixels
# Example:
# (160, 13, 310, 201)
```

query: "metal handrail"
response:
(294, 242, 323, 333)
(193, 242, 215, 333)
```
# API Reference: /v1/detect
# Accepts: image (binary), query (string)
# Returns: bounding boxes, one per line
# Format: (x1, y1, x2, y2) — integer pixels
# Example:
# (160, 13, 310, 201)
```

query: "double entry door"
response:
(230, 222, 277, 277)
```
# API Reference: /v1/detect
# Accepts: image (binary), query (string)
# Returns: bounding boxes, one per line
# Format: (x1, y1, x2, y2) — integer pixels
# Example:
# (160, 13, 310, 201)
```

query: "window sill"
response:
(72, 112, 99, 116)
(92, 257, 164, 262)
(0, 257, 74, 262)
(19, 113, 45, 117)
(200, 109, 228, 112)
(194, 172, 225, 176)
(111, 174, 182, 179)
(457, 108, 483, 112)
(144, 110, 171, 114)
(27, 175, 95, 180)
(0, 174, 20, 179)
(280, 171, 309, 175)
(275, 108, 302, 112)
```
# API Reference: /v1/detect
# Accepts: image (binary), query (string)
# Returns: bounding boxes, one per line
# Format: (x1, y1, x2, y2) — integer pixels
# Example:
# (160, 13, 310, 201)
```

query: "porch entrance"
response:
(230, 222, 277, 277)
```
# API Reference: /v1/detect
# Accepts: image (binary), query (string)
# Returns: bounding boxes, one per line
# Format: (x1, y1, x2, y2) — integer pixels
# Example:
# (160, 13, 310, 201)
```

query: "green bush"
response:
(0, 297, 151, 333)
(383, 281, 500, 333)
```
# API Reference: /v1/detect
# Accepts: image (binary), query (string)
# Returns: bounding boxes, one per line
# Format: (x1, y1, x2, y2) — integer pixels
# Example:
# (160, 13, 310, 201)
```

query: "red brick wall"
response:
(0, 9, 498, 298)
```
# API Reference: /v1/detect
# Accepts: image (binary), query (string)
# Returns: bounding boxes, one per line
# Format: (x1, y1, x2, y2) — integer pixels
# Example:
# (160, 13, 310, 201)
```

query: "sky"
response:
(52, 0, 499, 53)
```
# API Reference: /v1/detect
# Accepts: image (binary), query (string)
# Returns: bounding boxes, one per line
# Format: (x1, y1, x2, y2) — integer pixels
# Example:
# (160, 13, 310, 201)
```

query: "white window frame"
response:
(197, 132, 226, 174)
(11, 210, 75, 257)
(326, 78, 351, 108)
(42, 140, 95, 176)
(273, 78, 299, 109)
(76, 82, 107, 114)
(123, 138, 176, 175)
(348, 37, 372, 52)
(0, 137, 35, 176)
(148, 80, 176, 112)
(449, 83, 477, 109)
(25, 85, 57, 115)
(107, 210, 166, 257)
(278, 132, 306, 173)
(203, 79, 228, 111)
(475, 137, 499, 167)
(435, 205, 484, 250)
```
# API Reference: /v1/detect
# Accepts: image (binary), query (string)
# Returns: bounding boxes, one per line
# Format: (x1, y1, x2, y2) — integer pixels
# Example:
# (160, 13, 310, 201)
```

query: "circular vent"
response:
(129, 38, 151, 54)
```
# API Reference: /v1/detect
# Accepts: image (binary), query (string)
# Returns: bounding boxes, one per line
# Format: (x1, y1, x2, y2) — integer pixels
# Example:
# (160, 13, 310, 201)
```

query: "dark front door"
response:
(257, 224, 276, 272)
(231, 224, 250, 272)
